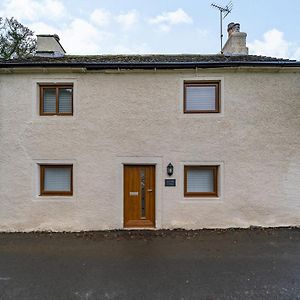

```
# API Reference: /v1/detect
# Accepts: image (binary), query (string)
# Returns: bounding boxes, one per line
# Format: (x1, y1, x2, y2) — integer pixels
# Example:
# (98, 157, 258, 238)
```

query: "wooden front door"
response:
(124, 165, 155, 228)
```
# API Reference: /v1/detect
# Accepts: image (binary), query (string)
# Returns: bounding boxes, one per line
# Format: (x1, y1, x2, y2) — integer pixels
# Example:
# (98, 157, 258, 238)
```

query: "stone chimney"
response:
(222, 23, 248, 55)
(35, 34, 66, 57)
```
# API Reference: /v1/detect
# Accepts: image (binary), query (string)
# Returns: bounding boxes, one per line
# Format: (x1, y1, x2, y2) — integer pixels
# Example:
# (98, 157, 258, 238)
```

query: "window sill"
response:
(33, 196, 75, 202)
(180, 197, 223, 203)
(177, 113, 224, 119)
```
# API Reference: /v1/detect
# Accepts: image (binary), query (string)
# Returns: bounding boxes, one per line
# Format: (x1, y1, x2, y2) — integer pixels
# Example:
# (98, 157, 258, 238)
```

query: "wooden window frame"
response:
(40, 164, 73, 196)
(184, 165, 219, 197)
(39, 84, 73, 116)
(184, 81, 221, 113)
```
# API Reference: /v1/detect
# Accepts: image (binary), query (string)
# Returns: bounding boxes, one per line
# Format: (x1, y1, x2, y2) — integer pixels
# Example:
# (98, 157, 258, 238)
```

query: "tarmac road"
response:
(0, 228, 299, 299)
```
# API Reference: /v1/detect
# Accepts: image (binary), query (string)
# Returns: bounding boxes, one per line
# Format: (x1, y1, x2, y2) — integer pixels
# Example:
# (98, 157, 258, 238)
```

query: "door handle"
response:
(129, 192, 139, 196)
(147, 189, 153, 192)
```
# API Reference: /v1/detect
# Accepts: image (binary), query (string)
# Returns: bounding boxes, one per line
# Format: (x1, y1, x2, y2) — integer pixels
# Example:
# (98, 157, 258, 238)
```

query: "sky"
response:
(1, 0, 300, 59)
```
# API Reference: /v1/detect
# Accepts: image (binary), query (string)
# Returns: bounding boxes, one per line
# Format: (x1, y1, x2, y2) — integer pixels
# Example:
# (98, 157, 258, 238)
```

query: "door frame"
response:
(116, 156, 163, 229)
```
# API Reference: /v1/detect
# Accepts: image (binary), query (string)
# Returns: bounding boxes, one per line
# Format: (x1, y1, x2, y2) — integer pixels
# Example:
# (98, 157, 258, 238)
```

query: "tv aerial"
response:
(211, 1, 233, 52)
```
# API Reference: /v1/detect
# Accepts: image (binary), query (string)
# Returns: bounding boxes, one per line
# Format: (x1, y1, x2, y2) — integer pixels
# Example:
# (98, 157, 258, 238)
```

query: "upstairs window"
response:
(184, 166, 218, 197)
(184, 81, 220, 113)
(40, 84, 73, 115)
(40, 165, 73, 196)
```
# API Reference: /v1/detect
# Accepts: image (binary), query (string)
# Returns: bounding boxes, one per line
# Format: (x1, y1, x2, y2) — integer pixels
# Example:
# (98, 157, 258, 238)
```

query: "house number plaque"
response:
(165, 179, 176, 187)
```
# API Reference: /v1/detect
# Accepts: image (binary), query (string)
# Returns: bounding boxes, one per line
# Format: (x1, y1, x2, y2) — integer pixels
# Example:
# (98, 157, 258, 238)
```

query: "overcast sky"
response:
(1, 0, 299, 59)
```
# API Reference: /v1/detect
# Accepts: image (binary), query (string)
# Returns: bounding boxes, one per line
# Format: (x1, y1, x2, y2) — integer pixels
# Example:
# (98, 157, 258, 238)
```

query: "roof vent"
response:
(35, 34, 66, 57)
(222, 23, 248, 55)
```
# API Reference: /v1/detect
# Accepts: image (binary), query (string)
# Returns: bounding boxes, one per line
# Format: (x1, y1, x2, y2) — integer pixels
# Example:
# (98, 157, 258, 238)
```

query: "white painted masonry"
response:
(0, 68, 299, 231)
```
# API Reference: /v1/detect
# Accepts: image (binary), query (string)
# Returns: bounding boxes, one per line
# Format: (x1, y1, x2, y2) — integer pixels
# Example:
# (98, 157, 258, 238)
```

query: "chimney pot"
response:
(227, 22, 240, 37)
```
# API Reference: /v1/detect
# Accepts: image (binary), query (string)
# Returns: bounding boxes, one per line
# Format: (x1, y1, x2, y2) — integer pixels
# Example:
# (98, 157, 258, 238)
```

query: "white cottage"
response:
(0, 24, 299, 231)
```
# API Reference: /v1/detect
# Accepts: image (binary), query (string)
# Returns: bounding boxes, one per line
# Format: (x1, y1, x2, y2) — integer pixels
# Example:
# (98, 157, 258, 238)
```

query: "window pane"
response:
(43, 88, 56, 113)
(44, 167, 71, 192)
(186, 85, 216, 111)
(187, 168, 214, 193)
(58, 88, 72, 113)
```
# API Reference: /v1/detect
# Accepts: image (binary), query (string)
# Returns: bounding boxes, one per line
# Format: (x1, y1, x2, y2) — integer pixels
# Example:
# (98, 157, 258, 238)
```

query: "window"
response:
(40, 165, 73, 196)
(184, 166, 218, 197)
(40, 84, 73, 115)
(184, 81, 220, 113)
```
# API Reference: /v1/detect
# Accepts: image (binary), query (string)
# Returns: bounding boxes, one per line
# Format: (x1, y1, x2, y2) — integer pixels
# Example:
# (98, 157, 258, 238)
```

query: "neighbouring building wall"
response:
(0, 69, 299, 231)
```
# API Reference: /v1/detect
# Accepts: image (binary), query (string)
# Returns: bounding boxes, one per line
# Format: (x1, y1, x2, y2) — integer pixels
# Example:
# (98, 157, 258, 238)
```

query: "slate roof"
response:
(0, 54, 299, 69)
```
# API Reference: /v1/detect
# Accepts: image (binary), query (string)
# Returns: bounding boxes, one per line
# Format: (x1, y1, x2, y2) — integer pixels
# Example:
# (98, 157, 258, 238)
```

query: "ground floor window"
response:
(40, 165, 73, 196)
(184, 165, 218, 197)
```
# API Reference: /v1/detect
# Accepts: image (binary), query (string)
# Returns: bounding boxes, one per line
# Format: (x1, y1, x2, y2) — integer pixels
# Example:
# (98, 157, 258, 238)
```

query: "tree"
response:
(0, 17, 36, 60)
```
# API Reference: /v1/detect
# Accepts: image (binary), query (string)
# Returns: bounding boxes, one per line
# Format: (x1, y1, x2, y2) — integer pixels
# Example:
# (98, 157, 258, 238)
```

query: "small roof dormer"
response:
(35, 34, 66, 57)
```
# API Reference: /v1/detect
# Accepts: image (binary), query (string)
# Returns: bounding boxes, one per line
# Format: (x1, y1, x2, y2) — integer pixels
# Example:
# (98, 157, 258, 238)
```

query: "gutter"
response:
(0, 61, 300, 69)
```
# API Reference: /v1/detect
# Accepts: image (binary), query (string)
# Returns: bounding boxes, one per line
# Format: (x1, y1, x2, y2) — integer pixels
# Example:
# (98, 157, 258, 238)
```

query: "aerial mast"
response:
(211, 1, 233, 53)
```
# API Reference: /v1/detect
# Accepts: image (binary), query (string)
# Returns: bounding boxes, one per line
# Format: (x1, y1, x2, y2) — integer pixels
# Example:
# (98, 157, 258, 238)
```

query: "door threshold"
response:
(123, 227, 156, 230)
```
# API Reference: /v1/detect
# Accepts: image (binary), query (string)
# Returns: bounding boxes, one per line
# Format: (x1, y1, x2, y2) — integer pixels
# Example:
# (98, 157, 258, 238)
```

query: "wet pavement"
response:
(0, 228, 299, 299)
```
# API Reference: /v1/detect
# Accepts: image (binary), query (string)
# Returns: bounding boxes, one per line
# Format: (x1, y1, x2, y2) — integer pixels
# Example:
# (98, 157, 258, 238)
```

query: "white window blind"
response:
(58, 88, 72, 113)
(44, 167, 71, 192)
(43, 89, 56, 113)
(187, 168, 214, 193)
(185, 85, 216, 111)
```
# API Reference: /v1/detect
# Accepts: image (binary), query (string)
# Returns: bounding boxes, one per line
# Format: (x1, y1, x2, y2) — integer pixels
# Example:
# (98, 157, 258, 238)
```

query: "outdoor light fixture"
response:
(167, 163, 174, 176)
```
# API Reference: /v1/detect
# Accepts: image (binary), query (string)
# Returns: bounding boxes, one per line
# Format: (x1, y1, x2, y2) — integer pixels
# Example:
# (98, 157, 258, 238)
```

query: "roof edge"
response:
(1, 61, 300, 69)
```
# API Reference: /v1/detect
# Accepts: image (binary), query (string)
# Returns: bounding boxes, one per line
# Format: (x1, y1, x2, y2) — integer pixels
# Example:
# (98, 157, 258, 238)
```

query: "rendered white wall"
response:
(0, 69, 299, 231)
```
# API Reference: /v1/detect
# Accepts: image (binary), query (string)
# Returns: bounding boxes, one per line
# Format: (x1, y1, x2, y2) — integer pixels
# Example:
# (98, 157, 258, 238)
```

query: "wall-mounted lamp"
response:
(167, 163, 174, 176)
